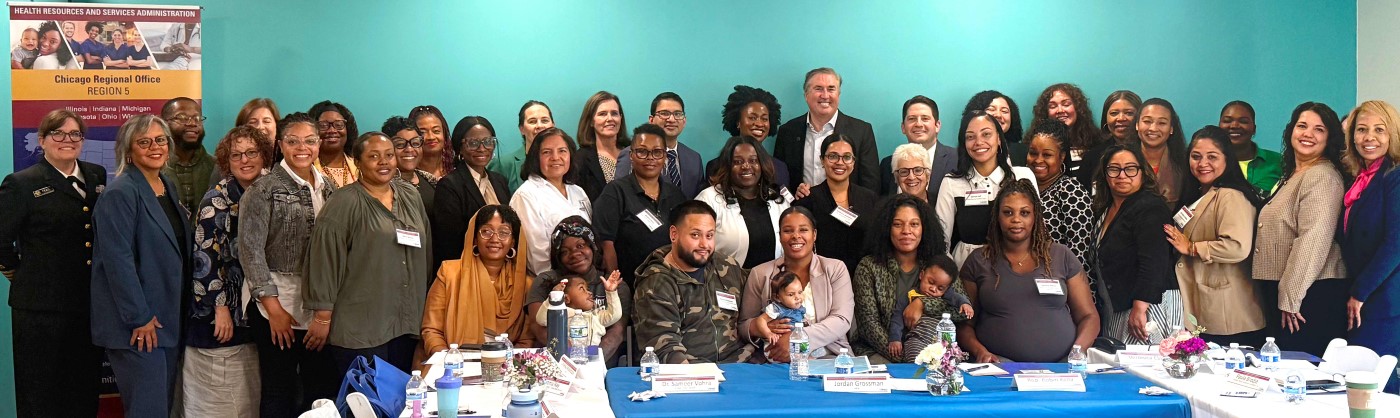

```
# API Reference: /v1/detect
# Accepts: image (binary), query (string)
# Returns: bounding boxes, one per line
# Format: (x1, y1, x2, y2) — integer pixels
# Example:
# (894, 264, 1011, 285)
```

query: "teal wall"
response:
(0, 1, 1356, 416)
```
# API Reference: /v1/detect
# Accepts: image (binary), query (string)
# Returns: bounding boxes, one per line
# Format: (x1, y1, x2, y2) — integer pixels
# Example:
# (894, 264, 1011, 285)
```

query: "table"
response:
(1089, 348, 1400, 418)
(396, 356, 615, 418)
(605, 363, 1190, 418)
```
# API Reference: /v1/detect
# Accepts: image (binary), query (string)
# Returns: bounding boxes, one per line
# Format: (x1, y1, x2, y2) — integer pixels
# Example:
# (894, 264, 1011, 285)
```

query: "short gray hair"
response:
(114, 114, 172, 176)
(803, 67, 841, 91)
(890, 143, 929, 172)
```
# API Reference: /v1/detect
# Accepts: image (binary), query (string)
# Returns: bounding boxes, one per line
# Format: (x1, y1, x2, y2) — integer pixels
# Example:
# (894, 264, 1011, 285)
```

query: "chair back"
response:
(1320, 338, 1399, 379)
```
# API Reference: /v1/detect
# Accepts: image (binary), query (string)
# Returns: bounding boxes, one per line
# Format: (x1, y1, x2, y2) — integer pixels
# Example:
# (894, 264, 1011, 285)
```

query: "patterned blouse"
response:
(1041, 175, 1095, 288)
(189, 175, 252, 348)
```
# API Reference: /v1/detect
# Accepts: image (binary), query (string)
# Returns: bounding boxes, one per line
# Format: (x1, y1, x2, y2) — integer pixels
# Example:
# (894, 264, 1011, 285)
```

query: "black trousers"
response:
(248, 306, 339, 418)
(1259, 278, 1351, 357)
(328, 334, 418, 377)
(11, 309, 101, 418)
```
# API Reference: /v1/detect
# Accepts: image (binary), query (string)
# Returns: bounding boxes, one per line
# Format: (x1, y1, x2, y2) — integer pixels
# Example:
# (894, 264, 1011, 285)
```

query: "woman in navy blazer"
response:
(1340, 100, 1400, 393)
(91, 114, 193, 418)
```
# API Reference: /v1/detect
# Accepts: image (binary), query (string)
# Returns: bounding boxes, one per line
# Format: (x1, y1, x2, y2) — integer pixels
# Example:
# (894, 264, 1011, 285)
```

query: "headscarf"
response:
(549, 215, 601, 274)
(431, 205, 531, 346)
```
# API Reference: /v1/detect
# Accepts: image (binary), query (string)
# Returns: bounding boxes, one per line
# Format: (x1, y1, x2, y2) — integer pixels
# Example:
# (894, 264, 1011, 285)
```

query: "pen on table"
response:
(1091, 366, 1122, 373)
(965, 364, 991, 372)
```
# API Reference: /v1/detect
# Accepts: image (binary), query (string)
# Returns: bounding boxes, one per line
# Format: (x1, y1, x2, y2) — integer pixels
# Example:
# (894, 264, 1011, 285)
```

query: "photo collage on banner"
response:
(10, 2, 201, 181)
(9, 3, 201, 416)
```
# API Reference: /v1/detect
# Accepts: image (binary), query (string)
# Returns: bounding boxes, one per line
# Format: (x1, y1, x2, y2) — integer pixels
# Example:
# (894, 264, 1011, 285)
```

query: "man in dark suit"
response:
(616, 92, 707, 198)
(881, 95, 957, 199)
(774, 68, 880, 193)
(0, 113, 107, 418)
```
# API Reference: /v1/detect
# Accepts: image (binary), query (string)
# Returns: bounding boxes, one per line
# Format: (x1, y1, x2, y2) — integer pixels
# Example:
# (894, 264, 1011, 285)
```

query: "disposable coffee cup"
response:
(482, 341, 508, 383)
(1346, 371, 1380, 418)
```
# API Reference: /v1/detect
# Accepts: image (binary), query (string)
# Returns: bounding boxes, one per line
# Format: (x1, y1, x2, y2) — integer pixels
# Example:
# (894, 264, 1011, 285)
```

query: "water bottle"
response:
(1284, 372, 1306, 404)
(1225, 343, 1245, 370)
(545, 291, 569, 358)
(789, 323, 810, 381)
(444, 343, 464, 378)
(505, 387, 542, 418)
(405, 370, 426, 418)
(639, 346, 660, 381)
(937, 313, 956, 343)
(1068, 344, 1087, 375)
(499, 333, 515, 373)
(568, 310, 590, 362)
(1259, 337, 1281, 372)
(834, 348, 854, 374)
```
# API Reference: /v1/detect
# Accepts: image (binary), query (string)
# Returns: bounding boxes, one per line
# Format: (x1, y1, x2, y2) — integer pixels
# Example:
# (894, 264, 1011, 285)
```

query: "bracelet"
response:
(314, 318, 331, 325)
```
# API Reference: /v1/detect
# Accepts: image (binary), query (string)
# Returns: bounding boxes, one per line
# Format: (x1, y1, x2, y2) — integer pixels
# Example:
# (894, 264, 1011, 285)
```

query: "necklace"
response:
(1009, 252, 1032, 267)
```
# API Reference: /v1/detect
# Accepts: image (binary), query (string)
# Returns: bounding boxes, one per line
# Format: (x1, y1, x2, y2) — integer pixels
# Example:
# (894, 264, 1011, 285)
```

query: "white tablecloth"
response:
(400, 353, 615, 418)
(1089, 348, 1399, 418)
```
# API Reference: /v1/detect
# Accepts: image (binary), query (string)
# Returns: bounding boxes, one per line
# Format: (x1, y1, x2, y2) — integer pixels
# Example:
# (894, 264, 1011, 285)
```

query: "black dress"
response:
(793, 182, 878, 273)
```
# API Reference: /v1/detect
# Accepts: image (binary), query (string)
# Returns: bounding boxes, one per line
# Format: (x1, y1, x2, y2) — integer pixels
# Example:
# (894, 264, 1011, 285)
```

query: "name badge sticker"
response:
(396, 228, 422, 248)
(716, 291, 738, 311)
(1035, 278, 1065, 295)
(637, 209, 664, 232)
(964, 189, 991, 206)
(831, 206, 859, 226)
(32, 186, 53, 198)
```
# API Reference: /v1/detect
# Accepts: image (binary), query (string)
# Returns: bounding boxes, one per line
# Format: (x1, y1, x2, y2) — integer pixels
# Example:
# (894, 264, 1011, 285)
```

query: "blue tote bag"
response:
(336, 355, 410, 417)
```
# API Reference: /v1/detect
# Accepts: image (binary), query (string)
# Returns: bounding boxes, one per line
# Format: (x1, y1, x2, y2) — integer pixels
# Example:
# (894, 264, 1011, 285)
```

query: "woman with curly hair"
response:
(696, 135, 793, 269)
(964, 90, 1025, 165)
(1031, 83, 1099, 183)
(707, 85, 790, 187)
(850, 194, 948, 363)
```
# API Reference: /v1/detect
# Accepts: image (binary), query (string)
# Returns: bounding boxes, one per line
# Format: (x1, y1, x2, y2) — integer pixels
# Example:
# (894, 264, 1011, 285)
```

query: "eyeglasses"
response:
(282, 135, 321, 148)
(895, 167, 929, 178)
(1106, 166, 1142, 178)
(317, 120, 347, 131)
(229, 150, 262, 162)
(46, 130, 84, 142)
(823, 153, 854, 163)
(167, 114, 206, 126)
(393, 137, 424, 150)
(134, 136, 171, 149)
(478, 227, 513, 241)
(653, 110, 686, 120)
(731, 157, 761, 168)
(464, 137, 497, 150)
(631, 148, 667, 160)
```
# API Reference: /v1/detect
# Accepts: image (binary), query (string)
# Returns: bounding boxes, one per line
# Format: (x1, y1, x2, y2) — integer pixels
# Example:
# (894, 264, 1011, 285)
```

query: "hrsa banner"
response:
(10, 2, 201, 180)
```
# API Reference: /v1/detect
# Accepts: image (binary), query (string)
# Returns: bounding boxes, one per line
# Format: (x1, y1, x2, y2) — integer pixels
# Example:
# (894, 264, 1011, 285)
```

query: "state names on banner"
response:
(10, 2, 202, 182)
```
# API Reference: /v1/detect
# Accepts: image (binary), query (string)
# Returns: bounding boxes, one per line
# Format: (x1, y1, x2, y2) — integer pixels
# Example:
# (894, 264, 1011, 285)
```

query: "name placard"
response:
(1014, 373, 1087, 392)
(651, 375, 720, 393)
(538, 374, 575, 399)
(822, 374, 891, 394)
(1116, 351, 1163, 366)
(1225, 369, 1273, 392)
(558, 355, 581, 379)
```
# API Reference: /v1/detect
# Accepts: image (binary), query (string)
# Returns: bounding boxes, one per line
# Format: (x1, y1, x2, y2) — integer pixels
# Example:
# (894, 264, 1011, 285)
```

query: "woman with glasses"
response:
(91, 115, 191, 417)
(697, 136, 794, 269)
(305, 132, 432, 374)
(795, 135, 878, 273)
(309, 101, 359, 188)
(593, 124, 688, 287)
(0, 109, 106, 418)
(1088, 144, 1180, 344)
(410, 105, 454, 179)
(433, 116, 511, 270)
(891, 144, 934, 202)
(182, 125, 273, 418)
(382, 116, 437, 216)
(238, 113, 338, 417)
(936, 110, 1037, 267)
(423, 204, 534, 357)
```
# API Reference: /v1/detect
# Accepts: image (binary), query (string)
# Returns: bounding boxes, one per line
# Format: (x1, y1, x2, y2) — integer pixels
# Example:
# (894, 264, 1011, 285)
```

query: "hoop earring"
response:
(472, 246, 480, 257)
(506, 248, 517, 259)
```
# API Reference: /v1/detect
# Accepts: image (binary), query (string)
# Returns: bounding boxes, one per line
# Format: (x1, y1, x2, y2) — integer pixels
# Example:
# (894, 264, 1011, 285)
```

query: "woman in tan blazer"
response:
(1251, 103, 1349, 356)
(1165, 126, 1266, 347)
(739, 207, 854, 362)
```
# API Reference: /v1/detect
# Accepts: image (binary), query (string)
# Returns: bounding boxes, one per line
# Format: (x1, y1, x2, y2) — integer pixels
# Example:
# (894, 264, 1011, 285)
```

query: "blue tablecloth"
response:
(605, 363, 1190, 418)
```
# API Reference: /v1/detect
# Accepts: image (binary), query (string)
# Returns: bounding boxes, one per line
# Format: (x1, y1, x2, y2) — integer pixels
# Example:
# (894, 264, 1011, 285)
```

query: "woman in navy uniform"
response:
(0, 109, 107, 418)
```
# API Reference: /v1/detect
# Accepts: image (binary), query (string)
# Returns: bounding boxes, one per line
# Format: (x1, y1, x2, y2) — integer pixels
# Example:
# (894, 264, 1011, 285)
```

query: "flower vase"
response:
(1163, 355, 1201, 379)
(924, 368, 965, 396)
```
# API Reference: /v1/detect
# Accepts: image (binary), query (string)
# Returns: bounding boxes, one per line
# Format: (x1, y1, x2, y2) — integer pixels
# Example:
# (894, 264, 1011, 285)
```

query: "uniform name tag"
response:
(964, 189, 991, 206)
(32, 186, 53, 198)
(1173, 197, 1204, 228)
(395, 229, 421, 248)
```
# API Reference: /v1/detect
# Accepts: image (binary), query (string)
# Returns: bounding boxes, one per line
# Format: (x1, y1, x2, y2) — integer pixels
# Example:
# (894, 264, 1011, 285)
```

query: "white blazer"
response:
(694, 185, 793, 267)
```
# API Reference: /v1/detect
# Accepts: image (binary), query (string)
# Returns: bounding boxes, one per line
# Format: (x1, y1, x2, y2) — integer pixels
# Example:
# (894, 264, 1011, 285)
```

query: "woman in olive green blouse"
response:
(304, 132, 432, 375)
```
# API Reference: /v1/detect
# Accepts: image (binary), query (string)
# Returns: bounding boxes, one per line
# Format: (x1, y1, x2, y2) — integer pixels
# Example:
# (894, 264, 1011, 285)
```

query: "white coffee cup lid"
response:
(1346, 371, 1378, 384)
